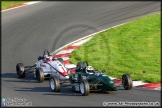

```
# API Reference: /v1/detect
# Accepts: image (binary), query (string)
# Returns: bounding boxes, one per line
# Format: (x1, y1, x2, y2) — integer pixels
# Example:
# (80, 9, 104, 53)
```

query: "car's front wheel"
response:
(122, 74, 133, 90)
(80, 80, 90, 96)
(49, 76, 61, 92)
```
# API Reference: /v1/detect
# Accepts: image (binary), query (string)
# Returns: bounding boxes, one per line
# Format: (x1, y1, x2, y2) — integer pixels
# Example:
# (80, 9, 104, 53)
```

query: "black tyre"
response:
(36, 68, 44, 83)
(122, 74, 133, 90)
(16, 63, 25, 78)
(57, 58, 65, 66)
(49, 76, 61, 92)
(79, 80, 90, 96)
(72, 86, 76, 92)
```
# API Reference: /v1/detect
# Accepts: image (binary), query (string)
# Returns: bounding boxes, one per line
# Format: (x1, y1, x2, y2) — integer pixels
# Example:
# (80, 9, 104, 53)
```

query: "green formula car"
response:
(69, 61, 133, 96)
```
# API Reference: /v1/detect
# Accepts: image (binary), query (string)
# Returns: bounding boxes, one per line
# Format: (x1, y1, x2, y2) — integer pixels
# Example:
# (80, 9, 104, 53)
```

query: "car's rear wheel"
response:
(122, 74, 133, 90)
(80, 80, 90, 96)
(72, 86, 76, 92)
(49, 76, 61, 92)
(36, 68, 44, 83)
(16, 63, 25, 78)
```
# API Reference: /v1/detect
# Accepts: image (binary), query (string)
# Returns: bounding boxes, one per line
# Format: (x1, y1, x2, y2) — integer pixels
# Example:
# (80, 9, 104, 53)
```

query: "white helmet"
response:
(86, 66, 94, 74)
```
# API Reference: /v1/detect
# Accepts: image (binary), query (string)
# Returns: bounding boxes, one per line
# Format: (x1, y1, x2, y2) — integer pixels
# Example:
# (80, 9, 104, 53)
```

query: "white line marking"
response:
(132, 81, 148, 87)
(24, 1, 42, 5)
(65, 64, 76, 69)
(51, 22, 127, 55)
(153, 87, 161, 91)
(55, 49, 75, 55)
(72, 37, 93, 46)
(62, 57, 69, 61)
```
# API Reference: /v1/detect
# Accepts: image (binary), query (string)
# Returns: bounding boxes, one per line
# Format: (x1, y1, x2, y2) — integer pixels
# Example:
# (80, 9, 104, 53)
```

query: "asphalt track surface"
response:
(1, 1, 161, 107)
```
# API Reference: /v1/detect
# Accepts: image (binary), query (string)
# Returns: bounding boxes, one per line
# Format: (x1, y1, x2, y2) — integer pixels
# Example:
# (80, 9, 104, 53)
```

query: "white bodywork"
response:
(34, 59, 70, 80)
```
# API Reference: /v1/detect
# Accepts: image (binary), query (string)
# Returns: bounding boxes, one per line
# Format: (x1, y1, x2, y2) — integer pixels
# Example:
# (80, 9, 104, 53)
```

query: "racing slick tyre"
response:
(16, 63, 25, 78)
(80, 80, 90, 96)
(72, 86, 76, 92)
(57, 58, 65, 66)
(36, 68, 44, 83)
(122, 74, 133, 90)
(49, 76, 61, 92)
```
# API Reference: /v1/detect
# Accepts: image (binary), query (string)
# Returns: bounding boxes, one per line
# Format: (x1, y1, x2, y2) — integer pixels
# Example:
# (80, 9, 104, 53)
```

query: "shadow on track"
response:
(12, 82, 115, 96)
(1, 72, 125, 96)
(43, 89, 112, 96)
(1, 72, 18, 79)
(2, 72, 40, 83)
(13, 85, 83, 96)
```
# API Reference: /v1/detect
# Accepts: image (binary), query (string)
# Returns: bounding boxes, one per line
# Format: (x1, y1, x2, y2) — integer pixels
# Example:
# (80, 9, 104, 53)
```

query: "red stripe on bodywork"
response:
(61, 67, 66, 72)
(60, 71, 68, 76)
(61, 67, 68, 76)
(46, 63, 68, 77)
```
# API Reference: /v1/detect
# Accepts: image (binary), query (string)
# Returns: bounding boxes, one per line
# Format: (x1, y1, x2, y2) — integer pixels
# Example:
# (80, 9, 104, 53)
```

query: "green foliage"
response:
(70, 14, 161, 83)
(1, 1, 30, 10)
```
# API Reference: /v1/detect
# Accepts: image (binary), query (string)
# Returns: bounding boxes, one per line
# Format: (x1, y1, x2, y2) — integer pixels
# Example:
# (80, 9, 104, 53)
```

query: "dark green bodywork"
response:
(70, 70, 118, 91)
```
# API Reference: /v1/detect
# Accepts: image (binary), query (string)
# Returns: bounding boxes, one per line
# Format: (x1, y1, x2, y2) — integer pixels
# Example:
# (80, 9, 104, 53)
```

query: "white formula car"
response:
(16, 50, 72, 83)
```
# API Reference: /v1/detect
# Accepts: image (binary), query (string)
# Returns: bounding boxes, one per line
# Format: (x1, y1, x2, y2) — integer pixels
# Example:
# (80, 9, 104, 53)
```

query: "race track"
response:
(1, 1, 161, 107)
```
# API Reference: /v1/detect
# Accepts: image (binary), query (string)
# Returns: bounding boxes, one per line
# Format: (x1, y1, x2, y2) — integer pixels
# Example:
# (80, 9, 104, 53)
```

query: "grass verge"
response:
(1, 1, 30, 10)
(70, 13, 161, 83)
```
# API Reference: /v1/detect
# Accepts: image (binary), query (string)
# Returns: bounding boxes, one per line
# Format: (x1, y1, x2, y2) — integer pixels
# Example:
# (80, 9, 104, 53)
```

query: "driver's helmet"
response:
(44, 55, 53, 62)
(85, 66, 94, 74)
